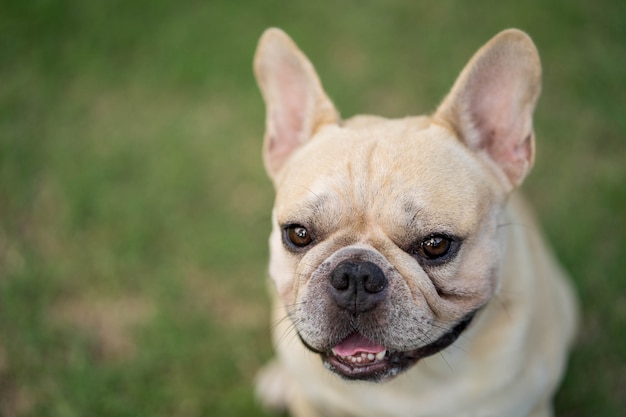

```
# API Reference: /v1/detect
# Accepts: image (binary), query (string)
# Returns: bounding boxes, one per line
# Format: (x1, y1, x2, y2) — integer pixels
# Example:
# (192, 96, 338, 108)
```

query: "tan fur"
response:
(254, 28, 578, 417)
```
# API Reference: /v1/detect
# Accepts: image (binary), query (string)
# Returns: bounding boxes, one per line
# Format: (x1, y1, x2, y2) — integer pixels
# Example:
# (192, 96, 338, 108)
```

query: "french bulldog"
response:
(253, 28, 578, 417)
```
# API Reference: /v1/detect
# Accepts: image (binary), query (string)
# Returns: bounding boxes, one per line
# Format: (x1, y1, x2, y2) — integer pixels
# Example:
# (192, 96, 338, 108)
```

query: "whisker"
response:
(297, 185, 323, 201)
(271, 300, 307, 312)
(274, 316, 302, 347)
(270, 312, 292, 329)
(492, 294, 513, 322)
(419, 330, 455, 373)
(420, 319, 473, 354)
(497, 215, 539, 235)
(438, 350, 454, 373)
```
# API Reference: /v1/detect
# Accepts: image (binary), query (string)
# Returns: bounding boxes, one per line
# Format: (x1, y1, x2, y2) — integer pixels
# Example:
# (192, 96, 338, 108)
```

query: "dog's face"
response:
(254, 29, 541, 381)
(269, 121, 502, 381)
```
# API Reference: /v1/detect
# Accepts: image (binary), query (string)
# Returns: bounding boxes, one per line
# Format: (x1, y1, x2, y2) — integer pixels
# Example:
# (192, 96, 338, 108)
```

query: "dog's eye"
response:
(284, 225, 313, 248)
(416, 235, 452, 260)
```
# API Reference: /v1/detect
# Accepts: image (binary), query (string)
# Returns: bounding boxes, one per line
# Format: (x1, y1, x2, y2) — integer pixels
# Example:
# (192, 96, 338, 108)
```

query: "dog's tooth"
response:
(375, 350, 386, 361)
(367, 353, 375, 361)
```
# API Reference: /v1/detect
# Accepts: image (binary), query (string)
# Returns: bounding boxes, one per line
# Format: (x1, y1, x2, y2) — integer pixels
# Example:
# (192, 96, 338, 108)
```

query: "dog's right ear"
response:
(254, 28, 340, 181)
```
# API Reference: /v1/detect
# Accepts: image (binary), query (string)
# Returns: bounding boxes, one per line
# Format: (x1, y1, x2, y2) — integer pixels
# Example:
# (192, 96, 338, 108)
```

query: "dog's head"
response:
(254, 29, 541, 381)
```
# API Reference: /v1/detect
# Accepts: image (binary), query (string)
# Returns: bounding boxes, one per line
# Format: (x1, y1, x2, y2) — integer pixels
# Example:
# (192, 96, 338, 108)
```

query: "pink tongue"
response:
(332, 333, 386, 356)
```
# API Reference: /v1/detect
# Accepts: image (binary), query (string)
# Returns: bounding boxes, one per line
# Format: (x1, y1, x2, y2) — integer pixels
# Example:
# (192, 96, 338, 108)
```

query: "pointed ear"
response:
(434, 29, 542, 190)
(254, 28, 340, 180)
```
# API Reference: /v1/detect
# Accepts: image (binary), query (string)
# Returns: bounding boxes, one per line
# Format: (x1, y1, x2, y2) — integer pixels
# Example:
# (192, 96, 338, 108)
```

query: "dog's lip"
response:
(318, 312, 476, 381)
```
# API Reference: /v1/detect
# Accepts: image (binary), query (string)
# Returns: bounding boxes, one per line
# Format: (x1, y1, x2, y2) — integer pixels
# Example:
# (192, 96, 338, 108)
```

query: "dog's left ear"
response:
(254, 28, 340, 181)
(434, 29, 541, 190)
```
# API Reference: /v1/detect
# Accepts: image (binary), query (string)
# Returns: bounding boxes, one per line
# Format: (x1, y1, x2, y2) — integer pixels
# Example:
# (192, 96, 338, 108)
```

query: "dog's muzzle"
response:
(298, 259, 477, 381)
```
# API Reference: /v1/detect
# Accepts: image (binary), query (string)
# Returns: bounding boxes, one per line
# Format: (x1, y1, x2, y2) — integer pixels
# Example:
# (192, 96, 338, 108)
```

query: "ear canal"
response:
(433, 29, 542, 190)
(254, 28, 340, 180)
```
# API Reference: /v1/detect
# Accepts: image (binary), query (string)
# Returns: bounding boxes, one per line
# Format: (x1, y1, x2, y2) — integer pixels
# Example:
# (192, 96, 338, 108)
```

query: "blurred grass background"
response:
(1, 0, 624, 416)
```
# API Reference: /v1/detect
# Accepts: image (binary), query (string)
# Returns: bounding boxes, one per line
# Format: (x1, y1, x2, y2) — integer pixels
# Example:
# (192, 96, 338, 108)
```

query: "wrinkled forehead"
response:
(274, 122, 500, 235)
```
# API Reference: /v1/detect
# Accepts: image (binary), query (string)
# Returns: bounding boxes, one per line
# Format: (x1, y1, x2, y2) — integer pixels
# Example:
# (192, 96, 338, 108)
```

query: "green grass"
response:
(1, 0, 624, 415)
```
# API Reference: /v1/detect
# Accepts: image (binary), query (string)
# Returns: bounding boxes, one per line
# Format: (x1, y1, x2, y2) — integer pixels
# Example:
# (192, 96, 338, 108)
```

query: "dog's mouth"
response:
(324, 333, 393, 381)
(317, 313, 475, 381)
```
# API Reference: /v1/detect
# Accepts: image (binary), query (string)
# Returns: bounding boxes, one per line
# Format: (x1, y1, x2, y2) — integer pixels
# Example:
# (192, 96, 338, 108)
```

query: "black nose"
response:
(329, 260, 388, 313)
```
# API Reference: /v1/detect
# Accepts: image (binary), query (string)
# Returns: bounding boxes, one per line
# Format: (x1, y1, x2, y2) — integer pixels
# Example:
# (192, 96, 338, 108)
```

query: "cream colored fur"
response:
(253, 28, 578, 417)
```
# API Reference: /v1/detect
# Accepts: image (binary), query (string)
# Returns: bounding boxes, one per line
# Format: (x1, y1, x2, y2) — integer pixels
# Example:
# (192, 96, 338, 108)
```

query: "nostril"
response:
(363, 273, 386, 293)
(330, 271, 350, 291)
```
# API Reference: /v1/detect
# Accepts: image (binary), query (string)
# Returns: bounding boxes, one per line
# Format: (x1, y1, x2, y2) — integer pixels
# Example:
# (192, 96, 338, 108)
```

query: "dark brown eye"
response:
(418, 235, 452, 260)
(285, 225, 313, 248)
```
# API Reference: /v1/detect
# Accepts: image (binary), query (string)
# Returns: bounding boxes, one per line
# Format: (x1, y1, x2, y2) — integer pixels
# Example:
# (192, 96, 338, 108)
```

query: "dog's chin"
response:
(302, 312, 476, 382)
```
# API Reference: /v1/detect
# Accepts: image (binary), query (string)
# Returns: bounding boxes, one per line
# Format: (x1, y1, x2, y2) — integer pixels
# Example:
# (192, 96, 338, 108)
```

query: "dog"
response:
(252, 28, 578, 417)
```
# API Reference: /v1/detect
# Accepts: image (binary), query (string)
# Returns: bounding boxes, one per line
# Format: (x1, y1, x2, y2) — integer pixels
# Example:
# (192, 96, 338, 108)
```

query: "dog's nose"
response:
(329, 260, 388, 313)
